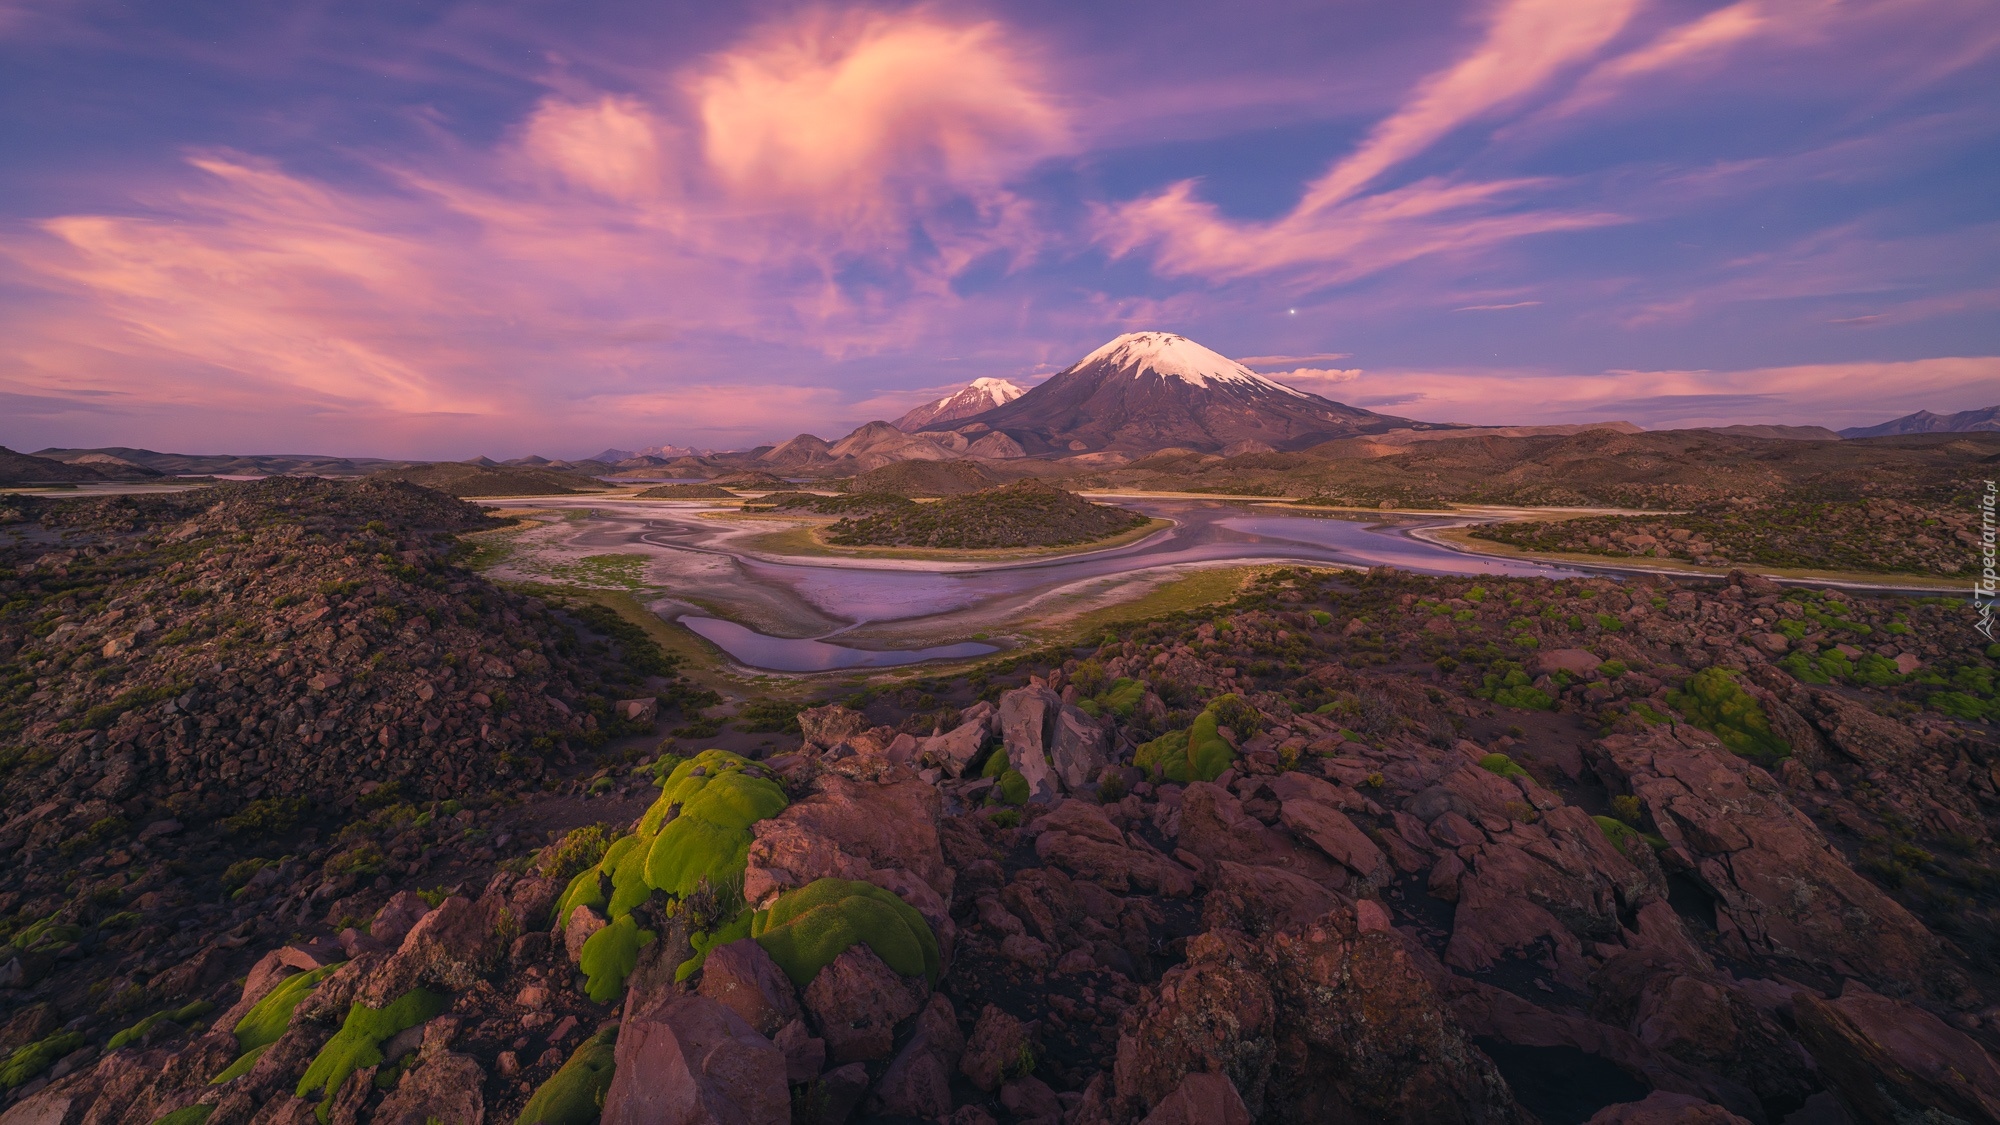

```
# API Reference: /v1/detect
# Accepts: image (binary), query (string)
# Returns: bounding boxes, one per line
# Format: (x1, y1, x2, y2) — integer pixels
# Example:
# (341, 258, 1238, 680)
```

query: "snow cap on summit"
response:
(1076, 332, 1310, 397)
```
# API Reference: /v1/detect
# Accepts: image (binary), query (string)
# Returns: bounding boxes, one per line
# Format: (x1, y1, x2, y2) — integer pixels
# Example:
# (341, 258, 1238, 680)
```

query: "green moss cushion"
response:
(296, 989, 447, 1121)
(233, 964, 341, 1055)
(519, 1026, 618, 1125)
(150, 1107, 215, 1125)
(981, 747, 1010, 779)
(753, 878, 939, 988)
(644, 772, 787, 898)
(1133, 698, 1239, 783)
(579, 915, 654, 1003)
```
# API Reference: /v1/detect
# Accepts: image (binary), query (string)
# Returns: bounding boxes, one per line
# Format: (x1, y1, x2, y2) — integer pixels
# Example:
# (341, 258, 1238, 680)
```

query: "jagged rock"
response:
(614, 697, 658, 725)
(372, 1051, 485, 1125)
(812, 1063, 870, 1125)
(1174, 782, 1344, 886)
(1589, 726, 1935, 987)
(1805, 690, 1918, 766)
(1589, 953, 1817, 1107)
(801, 944, 926, 1064)
(601, 994, 788, 1125)
(919, 715, 990, 777)
(359, 893, 505, 1003)
(1278, 798, 1390, 886)
(1199, 860, 1339, 937)
(868, 995, 963, 1118)
(1139, 1072, 1254, 1125)
(960, 1004, 1031, 1093)
(1111, 933, 1277, 1116)
(696, 939, 799, 1036)
(368, 891, 432, 948)
(1049, 705, 1111, 791)
(773, 1019, 825, 1085)
(1792, 984, 2000, 1124)
(1000, 1075, 1063, 1124)
(565, 905, 607, 965)
(999, 686, 1063, 802)
(1030, 802, 1195, 897)
(797, 704, 870, 751)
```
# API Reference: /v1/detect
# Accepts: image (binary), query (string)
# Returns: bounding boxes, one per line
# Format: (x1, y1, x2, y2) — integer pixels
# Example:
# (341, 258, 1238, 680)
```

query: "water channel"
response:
(488, 496, 1587, 672)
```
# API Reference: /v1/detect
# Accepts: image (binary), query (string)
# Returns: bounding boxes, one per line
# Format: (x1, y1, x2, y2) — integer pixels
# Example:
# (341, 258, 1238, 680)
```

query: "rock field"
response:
(2, 480, 1998, 1125)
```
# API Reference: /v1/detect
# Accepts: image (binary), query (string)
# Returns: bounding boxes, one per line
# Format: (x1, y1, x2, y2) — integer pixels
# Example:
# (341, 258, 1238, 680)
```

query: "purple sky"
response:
(2, 0, 1996, 458)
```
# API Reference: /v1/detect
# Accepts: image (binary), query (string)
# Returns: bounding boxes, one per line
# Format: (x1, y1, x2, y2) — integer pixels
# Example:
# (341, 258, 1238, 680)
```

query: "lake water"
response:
(679, 616, 999, 672)
(502, 497, 1587, 672)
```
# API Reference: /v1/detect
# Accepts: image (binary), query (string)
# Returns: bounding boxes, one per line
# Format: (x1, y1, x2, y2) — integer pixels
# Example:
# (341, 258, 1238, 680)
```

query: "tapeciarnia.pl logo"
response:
(1978, 479, 1997, 642)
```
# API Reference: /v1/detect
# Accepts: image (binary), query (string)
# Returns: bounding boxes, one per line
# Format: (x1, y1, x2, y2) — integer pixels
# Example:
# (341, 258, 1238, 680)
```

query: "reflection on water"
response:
(541, 498, 1592, 672)
(680, 616, 998, 672)
(1212, 517, 1583, 578)
(727, 509, 1584, 626)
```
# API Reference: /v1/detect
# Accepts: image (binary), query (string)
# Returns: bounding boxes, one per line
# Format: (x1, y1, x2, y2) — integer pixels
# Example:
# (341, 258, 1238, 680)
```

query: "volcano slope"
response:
(4, 522, 1999, 1123)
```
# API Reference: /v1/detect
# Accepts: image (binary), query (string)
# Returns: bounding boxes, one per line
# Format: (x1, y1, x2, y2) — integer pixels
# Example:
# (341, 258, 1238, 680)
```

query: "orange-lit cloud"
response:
(0, 8, 1075, 450)
(694, 11, 1065, 209)
(520, 96, 674, 203)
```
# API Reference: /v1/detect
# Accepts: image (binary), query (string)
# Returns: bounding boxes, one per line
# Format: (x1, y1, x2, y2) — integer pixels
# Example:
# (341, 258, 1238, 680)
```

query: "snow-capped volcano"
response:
(918, 330, 1434, 455)
(893, 377, 1027, 431)
(1072, 332, 1311, 397)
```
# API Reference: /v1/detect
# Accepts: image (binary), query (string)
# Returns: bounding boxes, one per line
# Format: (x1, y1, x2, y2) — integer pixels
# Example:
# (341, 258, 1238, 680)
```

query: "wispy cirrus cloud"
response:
(1095, 0, 1640, 286)
(0, 7, 1073, 453)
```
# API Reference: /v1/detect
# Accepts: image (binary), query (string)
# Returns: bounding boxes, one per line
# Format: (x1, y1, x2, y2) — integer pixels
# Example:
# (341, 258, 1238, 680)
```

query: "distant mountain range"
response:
(916, 332, 1438, 456)
(11, 338, 1996, 490)
(1839, 406, 2000, 439)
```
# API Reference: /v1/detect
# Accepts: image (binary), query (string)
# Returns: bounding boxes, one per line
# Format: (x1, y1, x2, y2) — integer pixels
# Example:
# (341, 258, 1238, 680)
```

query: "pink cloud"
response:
(693, 11, 1066, 210)
(0, 8, 1083, 453)
(1095, 0, 1640, 286)
(519, 96, 675, 203)
(1300, 0, 1640, 210)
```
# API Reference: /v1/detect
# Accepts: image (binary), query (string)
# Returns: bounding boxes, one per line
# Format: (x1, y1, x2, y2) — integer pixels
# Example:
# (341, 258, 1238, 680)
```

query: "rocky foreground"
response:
(3, 483, 2000, 1125)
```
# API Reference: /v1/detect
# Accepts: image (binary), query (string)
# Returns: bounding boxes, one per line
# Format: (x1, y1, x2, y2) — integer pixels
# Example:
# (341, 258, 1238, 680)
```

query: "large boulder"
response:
(1791, 984, 2000, 1124)
(800, 944, 926, 1064)
(868, 995, 964, 1119)
(372, 1051, 486, 1125)
(696, 939, 799, 1037)
(1030, 802, 1196, 897)
(601, 994, 788, 1125)
(998, 686, 1063, 802)
(1049, 706, 1110, 791)
(1140, 1072, 1254, 1125)
(797, 704, 870, 751)
(1588, 727, 1935, 988)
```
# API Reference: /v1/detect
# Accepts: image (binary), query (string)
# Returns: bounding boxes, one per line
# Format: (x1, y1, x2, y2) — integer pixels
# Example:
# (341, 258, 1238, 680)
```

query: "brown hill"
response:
(0, 446, 113, 484)
(368, 462, 604, 497)
(1089, 429, 1999, 508)
(825, 478, 1147, 548)
(635, 483, 737, 498)
(843, 459, 1002, 497)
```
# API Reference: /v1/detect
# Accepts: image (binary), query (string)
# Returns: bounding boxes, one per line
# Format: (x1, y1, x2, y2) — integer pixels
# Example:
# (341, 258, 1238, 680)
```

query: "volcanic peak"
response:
(1077, 331, 1310, 397)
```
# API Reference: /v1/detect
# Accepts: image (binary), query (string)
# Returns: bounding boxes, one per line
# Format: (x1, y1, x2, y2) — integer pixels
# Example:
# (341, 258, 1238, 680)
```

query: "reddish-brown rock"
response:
(800, 944, 926, 1064)
(1139, 1071, 1254, 1125)
(960, 1004, 1031, 1093)
(868, 995, 964, 1119)
(697, 939, 799, 1037)
(601, 994, 787, 1125)
(1792, 985, 2000, 1124)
